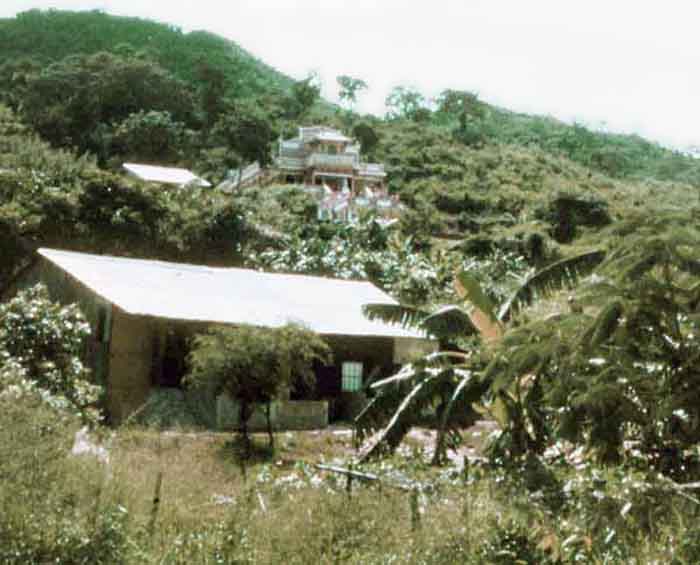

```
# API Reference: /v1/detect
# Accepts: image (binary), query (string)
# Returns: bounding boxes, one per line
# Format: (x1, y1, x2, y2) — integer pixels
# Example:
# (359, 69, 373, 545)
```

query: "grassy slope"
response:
(376, 120, 696, 244)
(483, 106, 700, 185)
(2, 417, 681, 563)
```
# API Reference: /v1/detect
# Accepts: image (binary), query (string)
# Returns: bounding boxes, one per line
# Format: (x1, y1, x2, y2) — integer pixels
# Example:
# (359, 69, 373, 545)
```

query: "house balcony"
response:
(275, 156, 306, 171)
(356, 162, 387, 178)
(307, 153, 358, 171)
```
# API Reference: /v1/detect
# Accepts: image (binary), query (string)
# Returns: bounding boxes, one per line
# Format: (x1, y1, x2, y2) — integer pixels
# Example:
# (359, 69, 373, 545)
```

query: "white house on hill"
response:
(123, 163, 211, 188)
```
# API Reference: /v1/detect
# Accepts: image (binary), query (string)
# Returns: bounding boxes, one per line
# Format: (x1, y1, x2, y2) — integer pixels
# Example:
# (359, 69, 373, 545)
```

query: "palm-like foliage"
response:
(356, 352, 485, 464)
(553, 227, 700, 467)
(498, 249, 605, 321)
(356, 249, 605, 463)
(481, 219, 700, 469)
(362, 303, 476, 347)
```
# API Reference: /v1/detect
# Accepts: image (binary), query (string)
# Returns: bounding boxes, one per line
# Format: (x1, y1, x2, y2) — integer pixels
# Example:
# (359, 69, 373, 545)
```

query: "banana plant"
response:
(357, 249, 605, 464)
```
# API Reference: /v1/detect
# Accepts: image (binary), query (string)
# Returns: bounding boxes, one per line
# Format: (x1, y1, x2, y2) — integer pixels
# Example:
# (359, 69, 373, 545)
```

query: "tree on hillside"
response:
(435, 89, 484, 121)
(20, 51, 196, 158)
(288, 72, 321, 119)
(385, 86, 431, 122)
(211, 100, 278, 166)
(186, 324, 331, 453)
(337, 75, 368, 111)
(111, 110, 194, 163)
(76, 171, 166, 251)
(352, 121, 380, 159)
(435, 89, 487, 146)
(0, 57, 41, 109)
(196, 59, 230, 129)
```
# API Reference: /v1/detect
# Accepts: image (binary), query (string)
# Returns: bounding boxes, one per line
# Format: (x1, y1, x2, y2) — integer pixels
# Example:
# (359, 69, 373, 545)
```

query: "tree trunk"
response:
(265, 401, 275, 449)
(240, 400, 251, 458)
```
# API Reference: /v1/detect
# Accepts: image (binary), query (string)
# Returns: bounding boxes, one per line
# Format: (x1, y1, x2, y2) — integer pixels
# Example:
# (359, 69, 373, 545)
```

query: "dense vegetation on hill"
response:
(0, 9, 697, 295)
(1, 9, 698, 303)
(0, 9, 292, 96)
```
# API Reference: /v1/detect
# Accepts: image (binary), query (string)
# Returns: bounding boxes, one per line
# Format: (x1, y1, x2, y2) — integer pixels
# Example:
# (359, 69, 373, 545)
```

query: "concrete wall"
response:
(107, 310, 154, 423)
(216, 394, 328, 431)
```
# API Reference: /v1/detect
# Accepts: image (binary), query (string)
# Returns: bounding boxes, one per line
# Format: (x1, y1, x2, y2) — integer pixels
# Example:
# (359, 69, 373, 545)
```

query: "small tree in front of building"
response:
(186, 323, 331, 454)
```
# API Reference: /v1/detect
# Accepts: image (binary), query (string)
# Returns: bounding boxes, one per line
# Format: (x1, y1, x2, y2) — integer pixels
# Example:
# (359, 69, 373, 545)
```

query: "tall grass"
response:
(2, 402, 698, 563)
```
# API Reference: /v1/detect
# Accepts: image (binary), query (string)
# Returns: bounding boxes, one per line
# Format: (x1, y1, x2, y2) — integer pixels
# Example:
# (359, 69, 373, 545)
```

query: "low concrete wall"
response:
(217, 394, 328, 431)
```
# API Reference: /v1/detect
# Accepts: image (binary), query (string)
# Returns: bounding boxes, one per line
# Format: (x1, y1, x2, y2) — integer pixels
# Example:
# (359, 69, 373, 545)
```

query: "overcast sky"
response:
(2, 1, 699, 149)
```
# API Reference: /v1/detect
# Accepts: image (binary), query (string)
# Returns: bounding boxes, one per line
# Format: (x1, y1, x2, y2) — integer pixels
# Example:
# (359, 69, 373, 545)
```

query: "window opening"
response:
(341, 361, 363, 392)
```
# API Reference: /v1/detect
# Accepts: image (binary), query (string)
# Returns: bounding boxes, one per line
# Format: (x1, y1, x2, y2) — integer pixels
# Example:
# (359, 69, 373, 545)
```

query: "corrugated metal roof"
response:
(39, 249, 425, 339)
(123, 163, 212, 188)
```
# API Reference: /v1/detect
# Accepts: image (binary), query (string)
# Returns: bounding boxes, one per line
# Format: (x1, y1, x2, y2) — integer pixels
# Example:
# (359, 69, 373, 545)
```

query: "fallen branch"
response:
(314, 463, 378, 482)
(314, 463, 427, 492)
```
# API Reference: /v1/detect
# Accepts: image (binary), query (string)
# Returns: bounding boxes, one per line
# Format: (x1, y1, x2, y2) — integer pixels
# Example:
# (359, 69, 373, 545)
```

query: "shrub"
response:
(476, 520, 550, 564)
(0, 284, 102, 423)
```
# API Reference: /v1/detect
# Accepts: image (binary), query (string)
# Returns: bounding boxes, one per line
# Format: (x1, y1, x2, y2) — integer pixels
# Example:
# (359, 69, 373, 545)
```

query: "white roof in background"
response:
(39, 249, 425, 340)
(123, 163, 211, 188)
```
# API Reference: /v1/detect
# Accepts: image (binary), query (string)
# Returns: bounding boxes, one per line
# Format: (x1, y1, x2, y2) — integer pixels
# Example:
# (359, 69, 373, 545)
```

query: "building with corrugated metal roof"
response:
(123, 163, 211, 188)
(21, 248, 433, 428)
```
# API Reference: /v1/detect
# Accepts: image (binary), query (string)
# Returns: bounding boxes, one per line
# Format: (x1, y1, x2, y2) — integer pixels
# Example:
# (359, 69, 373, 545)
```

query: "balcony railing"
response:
(275, 156, 305, 170)
(356, 163, 386, 177)
(307, 153, 358, 170)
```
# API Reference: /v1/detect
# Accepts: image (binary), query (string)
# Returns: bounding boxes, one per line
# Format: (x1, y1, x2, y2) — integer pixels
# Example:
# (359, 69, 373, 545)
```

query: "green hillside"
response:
(0, 8, 698, 299)
(0, 9, 292, 96)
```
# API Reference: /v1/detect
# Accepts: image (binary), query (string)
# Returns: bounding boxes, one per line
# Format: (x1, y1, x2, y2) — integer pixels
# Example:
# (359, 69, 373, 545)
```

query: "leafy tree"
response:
(211, 100, 278, 166)
(535, 193, 611, 244)
(186, 324, 331, 452)
(435, 90, 488, 147)
(0, 56, 41, 108)
(196, 59, 229, 129)
(76, 171, 165, 252)
(435, 89, 485, 121)
(352, 121, 380, 158)
(111, 110, 194, 163)
(385, 86, 431, 122)
(20, 51, 196, 157)
(288, 72, 321, 119)
(0, 284, 102, 424)
(336, 75, 367, 111)
(377, 216, 700, 473)
(497, 219, 700, 470)
(358, 249, 606, 463)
